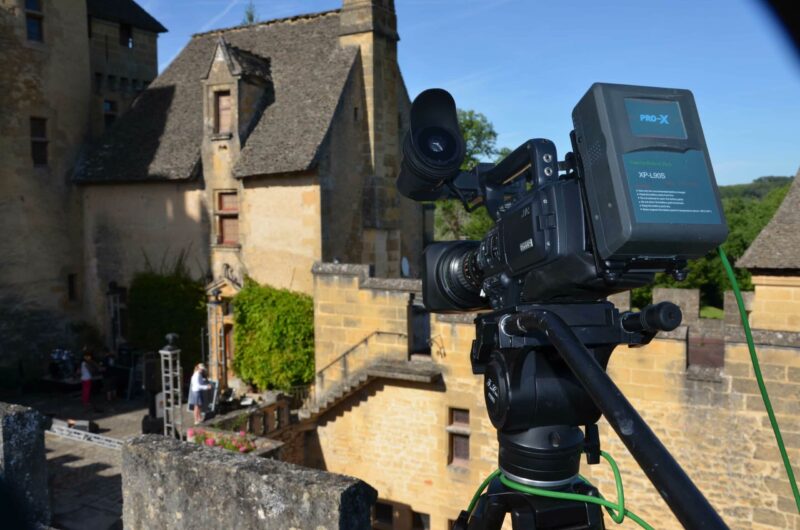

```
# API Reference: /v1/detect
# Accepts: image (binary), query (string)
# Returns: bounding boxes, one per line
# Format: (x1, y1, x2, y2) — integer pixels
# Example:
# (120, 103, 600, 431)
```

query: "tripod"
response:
(453, 301, 728, 530)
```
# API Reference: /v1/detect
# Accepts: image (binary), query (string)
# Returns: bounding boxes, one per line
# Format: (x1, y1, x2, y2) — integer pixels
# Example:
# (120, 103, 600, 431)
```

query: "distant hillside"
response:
(719, 176, 794, 200)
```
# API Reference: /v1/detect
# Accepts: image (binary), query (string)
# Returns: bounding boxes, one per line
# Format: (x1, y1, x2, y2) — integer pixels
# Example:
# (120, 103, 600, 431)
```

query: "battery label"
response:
(622, 150, 721, 225)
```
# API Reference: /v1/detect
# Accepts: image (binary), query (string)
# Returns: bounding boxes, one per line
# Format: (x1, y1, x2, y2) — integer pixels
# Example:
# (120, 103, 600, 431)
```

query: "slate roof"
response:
(75, 10, 358, 183)
(86, 0, 167, 33)
(737, 168, 800, 270)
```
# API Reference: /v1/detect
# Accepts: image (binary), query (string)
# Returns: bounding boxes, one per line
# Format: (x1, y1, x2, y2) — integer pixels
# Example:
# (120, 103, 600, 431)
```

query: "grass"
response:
(700, 306, 724, 319)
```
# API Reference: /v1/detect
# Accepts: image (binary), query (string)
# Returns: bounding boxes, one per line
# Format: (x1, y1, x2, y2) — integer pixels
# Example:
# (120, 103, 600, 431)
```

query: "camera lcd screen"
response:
(624, 98, 687, 139)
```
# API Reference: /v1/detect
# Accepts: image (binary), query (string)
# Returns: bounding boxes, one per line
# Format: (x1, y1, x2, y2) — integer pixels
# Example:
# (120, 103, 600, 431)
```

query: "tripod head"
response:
(456, 301, 729, 530)
(473, 301, 679, 489)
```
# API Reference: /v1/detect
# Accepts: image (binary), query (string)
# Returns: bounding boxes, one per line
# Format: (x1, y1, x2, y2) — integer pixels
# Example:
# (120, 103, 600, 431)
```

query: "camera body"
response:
(401, 83, 728, 313)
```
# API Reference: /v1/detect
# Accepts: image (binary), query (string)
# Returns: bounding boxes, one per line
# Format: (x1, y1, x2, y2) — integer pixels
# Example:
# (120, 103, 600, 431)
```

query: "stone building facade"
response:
(302, 265, 800, 530)
(75, 1, 426, 375)
(0, 0, 165, 381)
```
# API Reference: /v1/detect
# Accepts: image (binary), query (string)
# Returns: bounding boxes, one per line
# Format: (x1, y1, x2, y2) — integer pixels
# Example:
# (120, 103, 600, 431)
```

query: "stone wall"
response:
(310, 265, 800, 530)
(0, 0, 91, 375)
(241, 175, 322, 295)
(0, 402, 50, 528)
(88, 17, 159, 139)
(312, 263, 417, 381)
(81, 182, 209, 334)
(122, 435, 376, 530)
(749, 275, 800, 332)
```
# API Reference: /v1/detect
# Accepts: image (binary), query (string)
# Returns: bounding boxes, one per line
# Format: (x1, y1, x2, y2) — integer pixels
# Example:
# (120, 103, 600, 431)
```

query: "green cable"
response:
(600, 450, 625, 523)
(499, 474, 654, 530)
(466, 450, 653, 529)
(467, 468, 501, 514)
(718, 246, 800, 513)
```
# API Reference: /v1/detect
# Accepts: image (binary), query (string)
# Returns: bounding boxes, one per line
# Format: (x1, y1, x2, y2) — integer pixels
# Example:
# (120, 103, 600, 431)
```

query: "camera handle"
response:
(501, 308, 728, 529)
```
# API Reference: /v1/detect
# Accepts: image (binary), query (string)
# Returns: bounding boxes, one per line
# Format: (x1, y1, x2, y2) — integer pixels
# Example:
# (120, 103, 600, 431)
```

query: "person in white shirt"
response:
(189, 363, 212, 424)
(80, 352, 96, 408)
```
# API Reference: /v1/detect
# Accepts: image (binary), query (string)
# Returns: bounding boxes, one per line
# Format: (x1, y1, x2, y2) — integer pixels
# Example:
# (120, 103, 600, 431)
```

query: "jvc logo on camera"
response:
(640, 114, 670, 125)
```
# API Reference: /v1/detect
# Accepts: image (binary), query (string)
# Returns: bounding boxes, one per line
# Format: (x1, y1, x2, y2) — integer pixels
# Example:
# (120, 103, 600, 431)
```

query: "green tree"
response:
(435, 109, 508, 240)
(232, 279, 314, 391)
(631, 181, 792, 309)
(242, 0, 258, 25)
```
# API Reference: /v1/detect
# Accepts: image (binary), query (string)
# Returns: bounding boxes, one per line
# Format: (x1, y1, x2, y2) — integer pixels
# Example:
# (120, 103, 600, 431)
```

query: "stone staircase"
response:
(298, 358, 441, 421)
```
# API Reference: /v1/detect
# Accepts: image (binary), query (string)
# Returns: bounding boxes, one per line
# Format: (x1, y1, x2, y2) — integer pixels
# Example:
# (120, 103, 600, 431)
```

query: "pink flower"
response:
(239, 447, 247, 453)
(187, 428, 195, 437)
(239, 431, 246, 437)
(205, 438, 215, 447)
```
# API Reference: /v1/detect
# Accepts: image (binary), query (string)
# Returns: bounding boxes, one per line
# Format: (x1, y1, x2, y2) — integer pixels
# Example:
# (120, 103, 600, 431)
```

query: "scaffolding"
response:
(159, 334, 183, 440)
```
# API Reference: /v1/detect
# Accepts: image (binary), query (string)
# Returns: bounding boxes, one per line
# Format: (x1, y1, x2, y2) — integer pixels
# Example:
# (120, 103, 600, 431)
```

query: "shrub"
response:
(127, 253, 206, 369)
(232, 278, 314, 391)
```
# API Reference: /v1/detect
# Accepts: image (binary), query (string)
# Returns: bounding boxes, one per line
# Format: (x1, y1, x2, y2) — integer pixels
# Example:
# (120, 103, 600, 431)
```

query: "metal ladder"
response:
(159, 334, 183, 439)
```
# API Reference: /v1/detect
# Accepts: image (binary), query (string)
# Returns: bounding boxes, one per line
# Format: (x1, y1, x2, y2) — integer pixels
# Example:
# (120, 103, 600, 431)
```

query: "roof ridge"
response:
(192, 9, 340, 38)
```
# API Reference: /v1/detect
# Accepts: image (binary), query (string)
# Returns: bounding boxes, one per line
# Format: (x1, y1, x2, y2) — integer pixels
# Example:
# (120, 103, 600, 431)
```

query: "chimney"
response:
(339, 0, 397, 42)
(339, 0, 400, 178)
(339, 0, 406, 277)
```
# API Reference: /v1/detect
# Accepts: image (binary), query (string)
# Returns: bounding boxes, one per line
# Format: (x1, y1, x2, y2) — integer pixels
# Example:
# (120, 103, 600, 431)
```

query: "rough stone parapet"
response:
(0, 402, 50, 528)
(653, 287, 700, 324)
(435, 312, 481, 325)
(313, 261, 422, 293)
(362, 277, 421, 293)
(122, 435, 376, 530)
(723, 290, 754, 326)
(313, 262, 371, 279)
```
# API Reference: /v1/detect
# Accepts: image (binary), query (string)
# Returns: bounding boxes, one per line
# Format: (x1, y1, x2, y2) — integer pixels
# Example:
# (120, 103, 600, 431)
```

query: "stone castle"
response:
(0, 0, 426, 377)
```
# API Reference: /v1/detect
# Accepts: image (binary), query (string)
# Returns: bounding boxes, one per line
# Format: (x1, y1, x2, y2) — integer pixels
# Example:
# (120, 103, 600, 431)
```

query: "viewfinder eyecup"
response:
(397, 89, 465, 200)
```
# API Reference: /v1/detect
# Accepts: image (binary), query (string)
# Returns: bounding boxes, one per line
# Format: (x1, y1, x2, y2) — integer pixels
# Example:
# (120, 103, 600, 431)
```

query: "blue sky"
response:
(142, 0, 800, 185)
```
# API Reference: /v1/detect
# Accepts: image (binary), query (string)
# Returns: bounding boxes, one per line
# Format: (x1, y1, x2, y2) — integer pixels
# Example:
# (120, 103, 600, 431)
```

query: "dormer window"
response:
(214, 91, 232, 135)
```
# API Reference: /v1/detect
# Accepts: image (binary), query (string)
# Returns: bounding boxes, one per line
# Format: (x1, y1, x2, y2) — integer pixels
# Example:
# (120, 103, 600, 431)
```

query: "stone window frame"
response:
(25, 0, 44, 43)
(446, 407, 470, 466)
(213, 89, 233, 137)
(214, 189, 240, 248)
(30, 116, 48, 167)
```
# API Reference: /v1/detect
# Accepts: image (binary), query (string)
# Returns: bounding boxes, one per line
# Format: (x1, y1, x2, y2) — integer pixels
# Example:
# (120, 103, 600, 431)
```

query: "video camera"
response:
(398, 83, 728, 312)
(397, 83, 731, 529)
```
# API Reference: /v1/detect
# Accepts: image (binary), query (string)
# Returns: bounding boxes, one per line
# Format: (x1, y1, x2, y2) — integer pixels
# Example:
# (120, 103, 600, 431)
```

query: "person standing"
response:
(189, 363, 212, 425)
(80, 351, 96, 408)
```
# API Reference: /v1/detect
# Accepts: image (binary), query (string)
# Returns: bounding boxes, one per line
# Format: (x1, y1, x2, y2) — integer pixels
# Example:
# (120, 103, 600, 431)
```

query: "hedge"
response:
(232, 278, 314, 391)
(128, 265, 206, 370)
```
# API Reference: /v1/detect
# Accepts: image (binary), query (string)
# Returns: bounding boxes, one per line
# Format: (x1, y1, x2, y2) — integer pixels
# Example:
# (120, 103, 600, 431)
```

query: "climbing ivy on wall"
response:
(128, 257, 206, 369)
(232, 278, 314, 391)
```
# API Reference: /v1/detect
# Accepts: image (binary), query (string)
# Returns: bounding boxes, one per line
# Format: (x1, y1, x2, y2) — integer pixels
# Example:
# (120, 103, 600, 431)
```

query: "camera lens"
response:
(417, 127, 456, 164)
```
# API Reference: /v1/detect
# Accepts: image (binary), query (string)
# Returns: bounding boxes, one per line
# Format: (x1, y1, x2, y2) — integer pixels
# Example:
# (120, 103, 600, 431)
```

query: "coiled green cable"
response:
(718, 246, 800, 513)
(467, 450, 653, 529)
